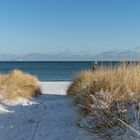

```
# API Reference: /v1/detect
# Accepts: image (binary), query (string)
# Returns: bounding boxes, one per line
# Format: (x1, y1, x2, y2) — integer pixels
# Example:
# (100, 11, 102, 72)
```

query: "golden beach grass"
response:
(0, 69, 41, 100)
(67, 63, 140, 136)
(67, 63, 140, 101)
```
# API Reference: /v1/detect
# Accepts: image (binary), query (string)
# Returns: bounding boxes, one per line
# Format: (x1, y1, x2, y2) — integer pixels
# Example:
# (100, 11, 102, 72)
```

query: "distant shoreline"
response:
(0, 60, 139, 62)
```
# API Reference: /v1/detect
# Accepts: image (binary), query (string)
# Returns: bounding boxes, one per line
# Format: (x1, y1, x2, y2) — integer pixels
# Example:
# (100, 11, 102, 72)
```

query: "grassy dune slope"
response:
(0, 70, 41, 100)
(68, 63, 140, 100)
(67, 63, 140, 138)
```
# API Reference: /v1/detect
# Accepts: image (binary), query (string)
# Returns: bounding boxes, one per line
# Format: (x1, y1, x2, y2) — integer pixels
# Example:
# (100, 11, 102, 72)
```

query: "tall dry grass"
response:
(0, 69, 41, 100)
(68, 63, 140, 100)
(67, 71, 94, 96)
(67, 63, 140, 138)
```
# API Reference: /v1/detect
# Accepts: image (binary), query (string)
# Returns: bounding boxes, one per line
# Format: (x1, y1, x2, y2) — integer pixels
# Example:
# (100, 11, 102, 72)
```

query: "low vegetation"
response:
(0, 70, 41, 100)
(67, 63, 140, 138)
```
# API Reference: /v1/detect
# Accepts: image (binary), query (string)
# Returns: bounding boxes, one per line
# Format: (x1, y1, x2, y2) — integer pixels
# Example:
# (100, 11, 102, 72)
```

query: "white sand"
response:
(0, 82, 98, 140)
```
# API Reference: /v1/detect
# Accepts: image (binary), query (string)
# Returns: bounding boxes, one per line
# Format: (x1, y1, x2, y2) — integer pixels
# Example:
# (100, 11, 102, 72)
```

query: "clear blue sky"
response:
(0, 0, 140, 54)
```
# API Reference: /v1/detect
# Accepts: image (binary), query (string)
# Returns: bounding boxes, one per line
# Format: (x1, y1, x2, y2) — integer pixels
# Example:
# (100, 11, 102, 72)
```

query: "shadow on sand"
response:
(0, 94, 75, 140)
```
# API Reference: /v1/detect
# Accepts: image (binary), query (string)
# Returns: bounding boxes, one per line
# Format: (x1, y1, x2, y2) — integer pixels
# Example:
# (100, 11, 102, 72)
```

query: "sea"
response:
(0, 61, 122, 81)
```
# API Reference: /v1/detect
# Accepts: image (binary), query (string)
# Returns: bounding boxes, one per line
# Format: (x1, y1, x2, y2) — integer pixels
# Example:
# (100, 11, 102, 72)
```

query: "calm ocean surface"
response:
(0, 61, 120, 81)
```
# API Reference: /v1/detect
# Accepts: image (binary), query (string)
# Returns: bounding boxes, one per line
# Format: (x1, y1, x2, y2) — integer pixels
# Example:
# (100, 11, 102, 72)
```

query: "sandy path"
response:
(0, 82, 96, 140)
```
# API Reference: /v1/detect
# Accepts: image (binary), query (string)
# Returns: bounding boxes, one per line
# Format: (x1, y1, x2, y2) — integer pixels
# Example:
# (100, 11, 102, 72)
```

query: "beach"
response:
(0, 82, 97, 140)
(1, 0, 139, 139)
(0, 64, 140, 140)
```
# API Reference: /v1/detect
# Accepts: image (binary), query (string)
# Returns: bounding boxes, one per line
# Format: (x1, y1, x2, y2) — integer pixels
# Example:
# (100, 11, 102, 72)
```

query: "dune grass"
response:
(0, 69, 41, 100)
(67, 71, 94, 96)
(68, 63, 140, 100)
(67, 63, 140, 138)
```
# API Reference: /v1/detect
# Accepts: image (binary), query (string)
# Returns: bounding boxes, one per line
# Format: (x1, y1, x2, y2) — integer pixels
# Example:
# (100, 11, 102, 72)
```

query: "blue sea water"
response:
(0, 61, 120, 81)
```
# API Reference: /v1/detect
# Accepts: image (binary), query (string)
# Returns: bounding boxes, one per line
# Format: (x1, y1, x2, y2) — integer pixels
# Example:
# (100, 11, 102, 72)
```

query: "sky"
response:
(0, 0, 140, 54)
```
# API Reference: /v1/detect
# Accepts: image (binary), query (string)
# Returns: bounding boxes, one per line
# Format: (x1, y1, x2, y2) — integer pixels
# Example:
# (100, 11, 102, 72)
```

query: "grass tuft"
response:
(0, 69, 41, 100)
(67, 71, 94, 96)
